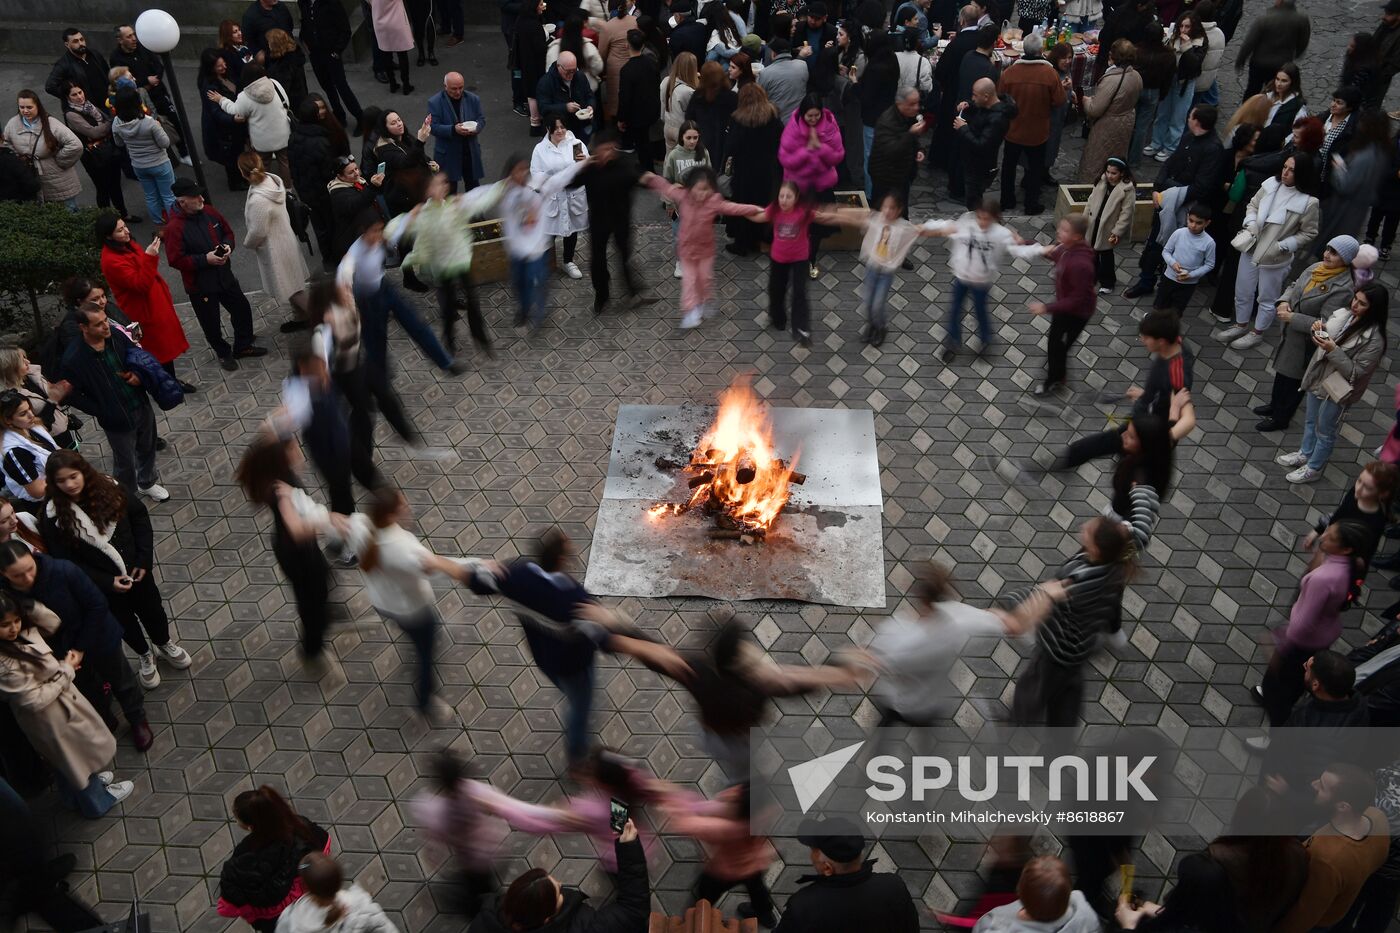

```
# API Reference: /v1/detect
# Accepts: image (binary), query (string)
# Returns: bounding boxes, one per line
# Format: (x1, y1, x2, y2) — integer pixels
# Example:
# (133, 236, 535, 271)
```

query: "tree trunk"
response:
(26, 287, 42, 338)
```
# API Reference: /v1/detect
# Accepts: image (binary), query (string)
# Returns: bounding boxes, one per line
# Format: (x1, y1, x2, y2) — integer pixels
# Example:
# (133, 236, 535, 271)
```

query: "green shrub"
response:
(0, 201, 105, 337)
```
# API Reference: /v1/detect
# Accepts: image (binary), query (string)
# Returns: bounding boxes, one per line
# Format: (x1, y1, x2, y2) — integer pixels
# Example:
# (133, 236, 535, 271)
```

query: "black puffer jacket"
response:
(288, 121, 340, 211)
(298, 0, 353, 53)
(867, 104, 920, 189)
(469, 837, 649, 933)
(957, 94, 1018, 164)
(217, 820, 330, 918)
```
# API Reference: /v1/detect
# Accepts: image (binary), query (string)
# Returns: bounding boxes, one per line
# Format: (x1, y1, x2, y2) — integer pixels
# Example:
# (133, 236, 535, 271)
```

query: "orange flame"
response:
(667, 377, 797, 532)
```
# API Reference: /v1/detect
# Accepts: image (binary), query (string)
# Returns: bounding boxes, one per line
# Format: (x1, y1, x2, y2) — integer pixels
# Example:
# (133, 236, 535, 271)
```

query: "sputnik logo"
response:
(788, 741, 865, 814)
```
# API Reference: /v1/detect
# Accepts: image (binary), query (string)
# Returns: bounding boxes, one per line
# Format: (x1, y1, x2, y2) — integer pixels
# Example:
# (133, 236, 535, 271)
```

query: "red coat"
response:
(100, 242, 189, 364)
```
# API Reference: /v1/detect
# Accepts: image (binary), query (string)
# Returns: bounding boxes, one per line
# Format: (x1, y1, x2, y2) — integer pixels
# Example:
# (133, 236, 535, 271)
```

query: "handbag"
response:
(1321, 371, 1353, 404)
(1231, 227, 1256, 252)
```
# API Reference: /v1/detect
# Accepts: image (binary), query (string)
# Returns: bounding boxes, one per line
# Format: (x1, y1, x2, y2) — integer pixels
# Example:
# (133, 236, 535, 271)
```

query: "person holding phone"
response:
(38, 451, 190, 691)
(530, 114, 592, 280)
(96, 215, 192, 393)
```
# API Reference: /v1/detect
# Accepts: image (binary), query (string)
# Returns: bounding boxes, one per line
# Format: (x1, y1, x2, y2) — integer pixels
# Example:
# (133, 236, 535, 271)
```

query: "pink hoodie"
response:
(777, 109, 845, 194)
(644, 175, 757, 264)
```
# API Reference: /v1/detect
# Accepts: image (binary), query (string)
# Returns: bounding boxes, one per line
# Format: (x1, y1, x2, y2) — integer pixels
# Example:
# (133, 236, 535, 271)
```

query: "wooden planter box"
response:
(467, 217, 554, 285)
(1054, 182, 1157, 243)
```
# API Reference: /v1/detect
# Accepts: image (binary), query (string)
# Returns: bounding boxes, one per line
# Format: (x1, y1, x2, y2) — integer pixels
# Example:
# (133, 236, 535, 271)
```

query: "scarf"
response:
(44, 498, 126, 577)
(1319, 113, 1350, 167)
(72, 100, 104, 125)
(1304, 263, 1347, 294)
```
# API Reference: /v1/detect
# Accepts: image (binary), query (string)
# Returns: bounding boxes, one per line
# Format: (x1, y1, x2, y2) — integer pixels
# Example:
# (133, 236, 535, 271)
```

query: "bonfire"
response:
(648, 378, 804, 539)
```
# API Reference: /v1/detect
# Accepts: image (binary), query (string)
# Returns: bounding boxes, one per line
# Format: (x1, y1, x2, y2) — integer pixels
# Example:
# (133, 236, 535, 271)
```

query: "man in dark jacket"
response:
(1351, 618, 1400, 726)
(163, 178, 267, 370)
(0, 543, 152, 751)
(798, 2, 840, 52)
(869, 89, 926, 221)
(1125, 104, 1226, 297)
(1376, 0, 1400, 117)
(931, 5, 980, 169)
(242, 0, 298, 55)
(570, 133, 656, 313)
(60, 305, 168, 501)
(1235, 0, 1311, 96)
(298, 0, 364, 130)
(774, 818, 919, 933)
(955, 78, 1016, 208)
(616, 30, 662, 170)
(948, 24, 998, 198)
(667, 0, 710, 62)
(43, 28, 110, 104)
(536, 54, 596, 141)
(110, 25, 190, 161)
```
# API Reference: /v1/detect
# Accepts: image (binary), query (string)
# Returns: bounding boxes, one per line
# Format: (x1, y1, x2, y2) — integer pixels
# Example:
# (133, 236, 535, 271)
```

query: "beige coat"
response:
(597, 14, 638, 120)
(2, 115, 83, 204)
(244, 175, 309, 307)
(1239, 176, 1319, 267)
(0, 608, 115, 789)
(1081, 177, 1135, 251)
(1077, 65, 1141, 182)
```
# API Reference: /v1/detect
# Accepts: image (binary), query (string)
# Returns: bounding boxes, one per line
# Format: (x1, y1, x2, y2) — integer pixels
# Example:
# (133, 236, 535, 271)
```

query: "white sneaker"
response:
(673, 262, 682, 279)
(97, 771, 114, 785)
(1286, 465, 1323, 484)
(157, 641, 192, 669)
(1276, 451, 1308, 468)
(1097, 286, 1111, 294)
(107, 780, 135, 803)
(137, 652, 160, 689)
(1142, 143, 1160, 156)
(1229, 330, 1263, 350)
(679, 308, 703, 329)
(1211, 324, 1247, 343)
(139, 484, 170, 502)
(1244, 735, 1270, 752)
(561, 261, 583, 279)
(1154, 148, 1172, 162)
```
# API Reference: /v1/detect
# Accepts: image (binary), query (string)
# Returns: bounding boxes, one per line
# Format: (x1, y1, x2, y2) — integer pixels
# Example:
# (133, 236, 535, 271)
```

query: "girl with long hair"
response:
(111, 86, 175, 225)
(1265, 62, 1307, 129)
(0, 391, 59, 509)
(722, 83, 781, 257)
(278, 853, 398, 932)
(2, 90, 82, 208)
(661, 119, 711, 277)
(217, 785, 330, 932)
(238, 152, 311, 316)
(685, 61, 736, 164)
(1145, 11, 1205, 160)
(198, 47, 250, 190)
(1303, 461, 1399, 569)
(234, 432, 343, 664)
(0, 592, 132, 817)
(1256, 520, 1370, 726)
(97, 214, 192, 387)
(41, 450, 191, 688)
(373, 107, 436, 215)
(218, 20, 254, 87)
(1278, 281, 1390, 482)
(60, 82, 130, 220)
(345, 486, 482, 721)
(661, 51, 699, 151)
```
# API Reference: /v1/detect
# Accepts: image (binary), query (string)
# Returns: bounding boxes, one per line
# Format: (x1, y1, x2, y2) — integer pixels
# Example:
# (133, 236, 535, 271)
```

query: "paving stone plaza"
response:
(10, 2, 1400, 929)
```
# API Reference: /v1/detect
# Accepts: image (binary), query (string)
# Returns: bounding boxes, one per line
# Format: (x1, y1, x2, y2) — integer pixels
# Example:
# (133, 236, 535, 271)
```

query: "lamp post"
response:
(134, 9, 208, 193)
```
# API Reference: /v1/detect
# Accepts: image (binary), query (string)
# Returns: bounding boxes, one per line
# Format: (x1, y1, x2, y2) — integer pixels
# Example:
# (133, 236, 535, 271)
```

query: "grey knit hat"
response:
(1328, 235, 1360, 264)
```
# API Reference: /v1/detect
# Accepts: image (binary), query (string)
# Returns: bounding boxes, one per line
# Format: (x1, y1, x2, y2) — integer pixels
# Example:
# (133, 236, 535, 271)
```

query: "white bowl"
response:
(463, 120, 478, 132)
(576, 107, 594, 121)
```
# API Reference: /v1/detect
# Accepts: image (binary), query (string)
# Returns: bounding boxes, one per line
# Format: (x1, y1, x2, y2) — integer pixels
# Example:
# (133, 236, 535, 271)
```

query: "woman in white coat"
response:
(369, 0, 415, 95)
(0, 594, 132, 818)
(238, 152, 309, 321)
(1212, 152, 1320, 350)
(530, 115, 590, 280)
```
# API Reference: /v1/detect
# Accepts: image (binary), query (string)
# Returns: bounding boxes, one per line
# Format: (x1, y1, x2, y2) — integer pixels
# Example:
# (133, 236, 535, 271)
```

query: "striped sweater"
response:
(1005, 485, 1161, 667)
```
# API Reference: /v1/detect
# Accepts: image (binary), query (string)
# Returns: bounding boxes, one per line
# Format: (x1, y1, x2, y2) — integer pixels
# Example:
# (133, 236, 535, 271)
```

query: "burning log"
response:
(735, 466, 757, 485)
(707, 529, 764, 542)
(688, 472, 715, 489)
(655, 456, 684, 471)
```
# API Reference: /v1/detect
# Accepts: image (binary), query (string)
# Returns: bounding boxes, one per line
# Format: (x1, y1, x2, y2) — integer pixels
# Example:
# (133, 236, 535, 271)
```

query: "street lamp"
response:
(134, 9, 208, 193)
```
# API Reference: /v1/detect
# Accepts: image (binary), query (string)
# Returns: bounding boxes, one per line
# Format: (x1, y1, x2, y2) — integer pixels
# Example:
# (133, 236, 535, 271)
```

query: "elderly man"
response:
(868, 88, 926, 224)
(955, 77, 1017, 209)
(536, 51, 596, 141)
(427, 72, 485, 193)
(997, 32, 1064, 215)
(757, 38, 809, 123)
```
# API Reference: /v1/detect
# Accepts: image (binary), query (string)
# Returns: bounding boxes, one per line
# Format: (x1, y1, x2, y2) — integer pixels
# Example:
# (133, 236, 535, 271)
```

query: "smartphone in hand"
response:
(609, 797, 630, 834)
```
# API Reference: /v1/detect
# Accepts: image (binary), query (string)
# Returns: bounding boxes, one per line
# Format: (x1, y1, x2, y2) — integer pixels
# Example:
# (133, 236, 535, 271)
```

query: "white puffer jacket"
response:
(1196, 21, 1226, 92)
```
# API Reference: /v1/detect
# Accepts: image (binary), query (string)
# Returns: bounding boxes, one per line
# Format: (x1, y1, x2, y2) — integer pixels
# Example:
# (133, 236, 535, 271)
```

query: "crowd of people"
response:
(3, 0, 1400, 930)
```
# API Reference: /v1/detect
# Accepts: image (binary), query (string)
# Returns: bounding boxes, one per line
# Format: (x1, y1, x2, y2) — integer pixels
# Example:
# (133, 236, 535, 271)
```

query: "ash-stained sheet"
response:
(583, 405, 886, 608)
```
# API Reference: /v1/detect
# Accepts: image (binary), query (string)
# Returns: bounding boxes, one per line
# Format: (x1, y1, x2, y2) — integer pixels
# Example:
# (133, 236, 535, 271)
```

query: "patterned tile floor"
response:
(13, 5, 1400, 930)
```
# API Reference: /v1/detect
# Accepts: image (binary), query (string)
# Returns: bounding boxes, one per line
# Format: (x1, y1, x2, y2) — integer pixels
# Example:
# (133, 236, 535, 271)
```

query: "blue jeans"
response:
(133, 160, 177, 224)
(1300, 393, 1347, 471)
(1151, 82, 1194, 153)
(383, 606, 440, 712)
(861, 265, 895, 326)
(546, 665, 595, 764)
(1129, 88, 1159, 166)
(510, 254, 550, 326)
(1046, 101, 1070, 175)
(947, 277, 992, 347)
(1192, 80, 1220, 106)
(862, 124, 875, 197)
(57, 772, 117, 819)
(360, 281, 454, 372)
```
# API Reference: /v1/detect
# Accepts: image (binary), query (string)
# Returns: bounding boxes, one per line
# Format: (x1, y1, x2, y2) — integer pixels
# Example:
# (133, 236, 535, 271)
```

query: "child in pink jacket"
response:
(642, 167, 765, 329)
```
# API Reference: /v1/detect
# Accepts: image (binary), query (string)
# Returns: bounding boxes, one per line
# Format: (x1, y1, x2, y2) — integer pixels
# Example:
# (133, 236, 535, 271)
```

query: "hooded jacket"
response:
(217, 76, 293, 151)
(777, 108, 845, 193)
(971, 890, 1101, 933)
(217, 820, 331, 924)
(274, 885, 398, 933)
(111, 115, 171, 170)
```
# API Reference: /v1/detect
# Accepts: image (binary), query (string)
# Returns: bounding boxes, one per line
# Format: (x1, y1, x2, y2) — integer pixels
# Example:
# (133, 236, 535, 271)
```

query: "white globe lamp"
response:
(133, 10, 207, 191)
